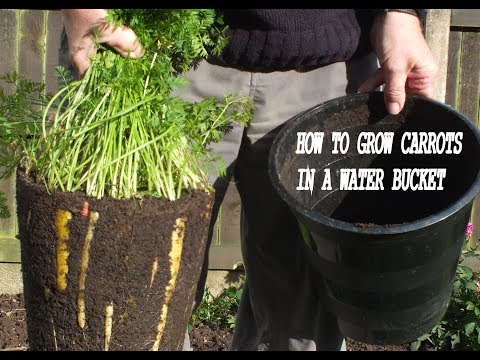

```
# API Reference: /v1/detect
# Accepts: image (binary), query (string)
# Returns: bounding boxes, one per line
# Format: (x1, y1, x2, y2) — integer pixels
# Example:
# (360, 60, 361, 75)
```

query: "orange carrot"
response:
(81, 201, 89, 218)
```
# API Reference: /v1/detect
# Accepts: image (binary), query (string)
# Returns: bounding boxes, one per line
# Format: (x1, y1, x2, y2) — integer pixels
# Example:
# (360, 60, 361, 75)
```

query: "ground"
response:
(1, 293, 437, 351)
(0, 294, 26, 351)
(190, 323, 233, 351)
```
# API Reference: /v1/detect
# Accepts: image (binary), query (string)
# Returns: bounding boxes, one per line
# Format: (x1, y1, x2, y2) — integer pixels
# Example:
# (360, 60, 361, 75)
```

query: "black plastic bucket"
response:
(269, 92, 480, 345)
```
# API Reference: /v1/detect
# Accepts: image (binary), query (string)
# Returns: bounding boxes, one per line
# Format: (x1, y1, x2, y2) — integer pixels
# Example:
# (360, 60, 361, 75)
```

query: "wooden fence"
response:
(0, 10, 63, 263)
(445, 11, 480, 247)
(0, 9, 479, 269)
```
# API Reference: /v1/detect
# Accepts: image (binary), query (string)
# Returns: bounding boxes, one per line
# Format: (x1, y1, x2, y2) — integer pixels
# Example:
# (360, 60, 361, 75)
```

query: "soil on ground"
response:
(1, 293, 436, 351)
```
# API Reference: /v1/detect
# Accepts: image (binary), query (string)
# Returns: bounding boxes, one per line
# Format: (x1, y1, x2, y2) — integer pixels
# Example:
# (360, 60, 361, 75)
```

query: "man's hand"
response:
(358, 11, 439, 115)
(61, 9, 143, 77)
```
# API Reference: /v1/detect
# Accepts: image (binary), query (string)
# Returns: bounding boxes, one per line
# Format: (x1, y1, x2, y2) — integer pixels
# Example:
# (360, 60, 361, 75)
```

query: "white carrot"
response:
(149, 257, 159, 288)
(104, 301, 114, 351)
(77, 211, 99, 329)
(151, 217, 186, 351)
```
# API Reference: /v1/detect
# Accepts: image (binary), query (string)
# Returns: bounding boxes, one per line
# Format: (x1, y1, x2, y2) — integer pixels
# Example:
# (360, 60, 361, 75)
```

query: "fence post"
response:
(424, 9, 452, 102)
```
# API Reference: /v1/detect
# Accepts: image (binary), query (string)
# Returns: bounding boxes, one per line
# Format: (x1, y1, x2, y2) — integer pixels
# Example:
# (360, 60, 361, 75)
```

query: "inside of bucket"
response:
(275, 95, 480, 225)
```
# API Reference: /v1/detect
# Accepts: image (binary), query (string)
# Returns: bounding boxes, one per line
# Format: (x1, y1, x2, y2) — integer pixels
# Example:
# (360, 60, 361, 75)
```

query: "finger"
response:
(97, 24, 143, 59)
(75, 59, 90, 78)
(406, 73, 436, 98)
(358, 68, 385, 93)
(70, 44, 95, 78)
(384, 68, 408, 115)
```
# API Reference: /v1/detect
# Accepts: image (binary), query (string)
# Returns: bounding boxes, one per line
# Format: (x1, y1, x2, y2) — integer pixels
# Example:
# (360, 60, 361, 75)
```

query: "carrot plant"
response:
(0, 9, 253, 204)
(0, 72, 51, 218)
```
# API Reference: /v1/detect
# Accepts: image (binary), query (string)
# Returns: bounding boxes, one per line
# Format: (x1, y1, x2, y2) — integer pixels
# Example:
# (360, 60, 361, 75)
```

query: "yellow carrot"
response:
(54, 209, 72, 292)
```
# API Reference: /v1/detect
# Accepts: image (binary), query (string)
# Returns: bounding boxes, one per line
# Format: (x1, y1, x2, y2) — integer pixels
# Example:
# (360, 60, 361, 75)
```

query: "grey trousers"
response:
(179, 55, 378, 351)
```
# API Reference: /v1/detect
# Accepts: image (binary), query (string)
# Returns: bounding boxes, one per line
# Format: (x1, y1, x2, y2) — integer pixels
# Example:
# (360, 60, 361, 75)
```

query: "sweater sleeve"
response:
(373, 9, 428, 24)
(415, 9, 428, 23)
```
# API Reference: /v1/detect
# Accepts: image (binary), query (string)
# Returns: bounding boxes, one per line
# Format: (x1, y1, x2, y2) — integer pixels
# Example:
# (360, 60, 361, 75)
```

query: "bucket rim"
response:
(269, 91, 480, 235)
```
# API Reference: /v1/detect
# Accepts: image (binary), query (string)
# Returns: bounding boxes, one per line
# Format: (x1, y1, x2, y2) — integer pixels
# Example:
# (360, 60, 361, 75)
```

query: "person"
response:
(60, 9, 439, 351)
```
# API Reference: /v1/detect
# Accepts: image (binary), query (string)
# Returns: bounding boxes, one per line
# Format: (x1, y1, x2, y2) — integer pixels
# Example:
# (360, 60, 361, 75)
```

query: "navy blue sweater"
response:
(209, 9, 425, 72)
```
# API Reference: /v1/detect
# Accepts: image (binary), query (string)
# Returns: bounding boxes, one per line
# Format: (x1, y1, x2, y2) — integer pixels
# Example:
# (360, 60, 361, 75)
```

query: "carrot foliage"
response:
(0, 9, 253, 204)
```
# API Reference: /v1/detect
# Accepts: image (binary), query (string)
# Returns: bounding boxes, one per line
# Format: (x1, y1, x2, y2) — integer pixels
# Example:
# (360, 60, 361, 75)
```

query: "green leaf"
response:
(451, 333, 461, 348)
(226, 286, 237, 299)
(416, 333, 431, 341)
(453, 279, 462, 293)
(466, 301, 475, 310)
(458, 265, 474, 279)
(436, 325, 445, 337)
(236, 288, 243, 301)
(410, 340, 421, 351)
(466, 281, 477, 292)
(465, 322, 476, 336)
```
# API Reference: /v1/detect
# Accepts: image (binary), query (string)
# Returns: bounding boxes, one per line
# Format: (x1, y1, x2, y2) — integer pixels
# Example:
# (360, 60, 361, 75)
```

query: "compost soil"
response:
(15, 170, 213, 351)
